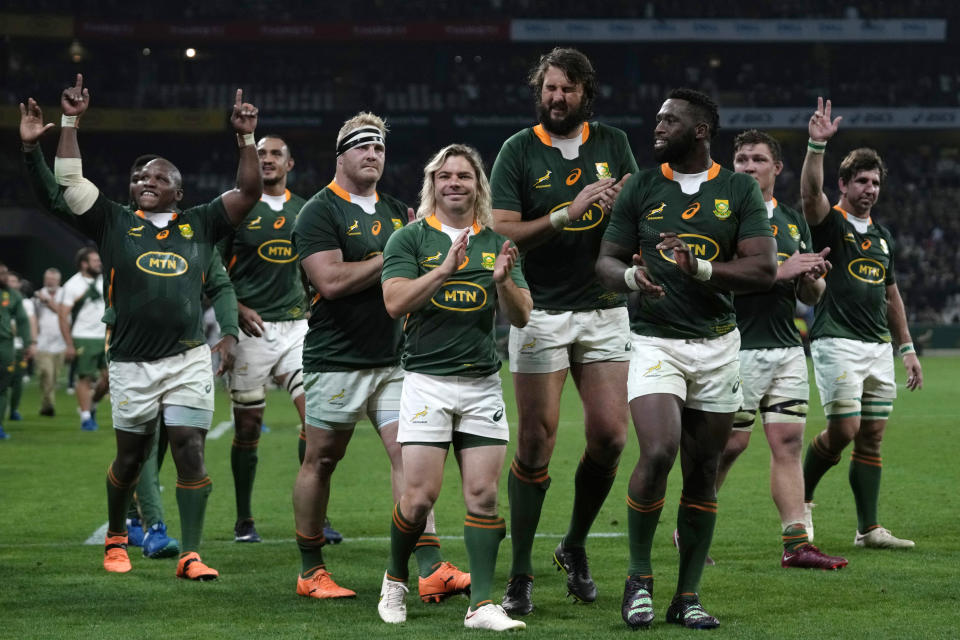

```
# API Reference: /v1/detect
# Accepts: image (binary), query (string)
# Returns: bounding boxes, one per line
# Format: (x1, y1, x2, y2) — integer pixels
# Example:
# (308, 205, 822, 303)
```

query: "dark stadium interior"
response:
(3, 4, 959, 325)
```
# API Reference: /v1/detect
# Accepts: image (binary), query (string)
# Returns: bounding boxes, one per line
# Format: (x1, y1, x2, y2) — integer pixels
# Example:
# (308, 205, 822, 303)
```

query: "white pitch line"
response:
(207, 420, 234, 440)
(84, 522, 109, 545)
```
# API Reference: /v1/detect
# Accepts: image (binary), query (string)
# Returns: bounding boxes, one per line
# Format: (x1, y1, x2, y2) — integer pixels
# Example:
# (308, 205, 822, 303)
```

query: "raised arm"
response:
(493, 240, 532, 328)
(886, 282, 922, 391)
(801, 97, 842, 227)
(221, 89, 262, 226)
(53, 74, 100, 216)
(382, 230, 468, 318)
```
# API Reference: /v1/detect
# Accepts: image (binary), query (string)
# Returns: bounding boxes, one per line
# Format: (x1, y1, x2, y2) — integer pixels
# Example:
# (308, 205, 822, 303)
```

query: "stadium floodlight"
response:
(185, 48, 197, 59)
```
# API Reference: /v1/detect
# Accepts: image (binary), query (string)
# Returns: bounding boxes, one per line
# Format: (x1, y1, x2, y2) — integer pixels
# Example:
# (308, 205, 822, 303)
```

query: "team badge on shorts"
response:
(410, 405, 429, 424)
(481, 252, 496, 270)
(713, 199, 731, 220)
(788, 224, 800, 241)
(179, 223, 194, 239)
(595, 162, 612, 179)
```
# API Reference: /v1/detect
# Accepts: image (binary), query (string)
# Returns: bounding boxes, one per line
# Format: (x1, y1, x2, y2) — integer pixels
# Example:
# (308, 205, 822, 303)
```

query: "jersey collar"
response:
(834, 204, 871, 226)
(261, 189, 292, 202)
(532, 122, 590, 147)
(425, 213, 481, 234)
(659, 161, 721, 181)
(328, 180, 379, 203)
(134, 210, 178, 221)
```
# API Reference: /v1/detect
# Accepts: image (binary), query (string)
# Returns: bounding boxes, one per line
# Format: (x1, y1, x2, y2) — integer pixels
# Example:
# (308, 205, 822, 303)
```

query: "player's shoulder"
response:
(776, 201, 805, 224)
(376, 191, 409, 214)
(286, 190, 309, 209)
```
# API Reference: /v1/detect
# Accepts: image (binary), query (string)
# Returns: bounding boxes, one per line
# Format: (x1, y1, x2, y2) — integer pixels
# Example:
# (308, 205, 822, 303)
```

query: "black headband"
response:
(336, 126, 385, 156)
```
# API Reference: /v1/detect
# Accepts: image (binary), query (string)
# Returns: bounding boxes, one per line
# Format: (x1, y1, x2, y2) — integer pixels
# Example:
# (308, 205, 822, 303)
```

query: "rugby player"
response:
(490, 47, 636, 614)
(0, 263, 32, 440)
(597, 88, 777, 629)
(800, 98, 922, 549)
(33, 268, 66, 418)
(49, 74, 261, 579)
(292, 114, 466, 600)
(377, 143, 531, 631)
(715, 129, 846, 570)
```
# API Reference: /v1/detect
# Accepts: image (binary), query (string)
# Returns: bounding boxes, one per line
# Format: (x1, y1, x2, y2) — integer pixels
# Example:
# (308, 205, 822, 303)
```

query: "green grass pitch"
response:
(0, 356, 957, 638)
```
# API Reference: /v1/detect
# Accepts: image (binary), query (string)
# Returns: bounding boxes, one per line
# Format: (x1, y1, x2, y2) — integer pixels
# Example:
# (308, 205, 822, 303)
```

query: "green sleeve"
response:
(510, 255, 528, 289)
(293, 198, 343, 260)
(490, 136, 524, 212)
(603, 174, 641, 250)
(884, 229, 897, 286)
(22, 145, 74, 221)
(382, 225, 421, 282)
(735, 176, 773, 240)
(13, 293, 31, 345)
(204, 252, 239, 338)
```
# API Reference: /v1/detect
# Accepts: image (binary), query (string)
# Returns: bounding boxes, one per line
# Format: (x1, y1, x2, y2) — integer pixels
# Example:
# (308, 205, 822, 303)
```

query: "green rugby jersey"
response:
(490, 122, 638, 311)
(605, 163, 771, 339)
(810, 206, 895, 344)
(735, 200, 812, 349)
(74, 194, 235, 362)
(381, 215, 528, 378)
(293, 182, 408, 372)
(0, 288, 31, 345)
(220, 189, 308, 321)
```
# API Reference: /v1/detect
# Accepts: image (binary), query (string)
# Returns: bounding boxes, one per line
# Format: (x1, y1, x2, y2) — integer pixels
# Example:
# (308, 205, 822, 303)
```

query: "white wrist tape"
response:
(898, 342, 916, 357)
(693, 258, 713, 281)
(624, 266, 642, 291)
(54, 157, 99, 214)
(549, 206, 570, 230)
(238, 133, 255, 147)
(61, 115, 78, 128)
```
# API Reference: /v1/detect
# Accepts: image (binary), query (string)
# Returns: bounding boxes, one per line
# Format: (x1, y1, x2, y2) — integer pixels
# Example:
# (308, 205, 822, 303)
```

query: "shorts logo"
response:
(643, 360, 662, 377)
(492, 407, 504, 421)
(595, 162, 612, 179)
(713, 199, 731, 219)
(135, 251, 188, 277)
(247, 216, 262, 230)
(205, 383, 211, 393)
(788, 224, 800, 241)
(625, 341, 632, 351)
(273, 216, 286, 229)
(258, 239, 298, 263)
(410, 405, 429, 424)
(178, 223, 194, 239)
(533, 170, 552, 189)
(521, 337, 537, 352)
(128, 225, 144, 237)
(836, 371, 847, 382)
(647, 202, 666, 220)
(550, 202, 604, 232)
(565, 168, 582, 185)
(659, 234, 719, 264)
(347, 220, 361, 236)
(432, 281, 487, 312)
(391, 218, 404, 230)
(329, 388, 346, 406)
(481, 252, 496, 270)
(420, 251, 442, 267)
(847, 258, 885, 284)
(732, 378, 741, 393)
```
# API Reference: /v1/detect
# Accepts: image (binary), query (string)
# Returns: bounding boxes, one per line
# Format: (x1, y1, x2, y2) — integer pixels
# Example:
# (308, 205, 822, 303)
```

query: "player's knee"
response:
(642, 441, 680, 477)
(586, 430, 626, 461)
(231, 386, 266, 410)
(280, 369, 305, 402)
(824, 398, 860, 420)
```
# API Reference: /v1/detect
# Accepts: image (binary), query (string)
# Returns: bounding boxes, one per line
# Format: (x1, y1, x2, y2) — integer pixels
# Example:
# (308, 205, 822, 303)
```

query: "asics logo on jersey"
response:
(713, 199, 731, 219)
(411, 406, 429, 423)
(347, 220, 361, 236)
(659, 234, 719, 264)
(258, 239, 298, 264)
(771, 224, 779, 236)
(533, 170, 552, 189)
(371, 220, 382, 236)
(647, 202, 666, 220)
(247, 216, 262, 229)
(273, 216, 286, 229)
(128, 225, 144, 237)
(682, 202, 700, 219)
(861, 239, 872, 250)
(135, 251, 188, 277)
(565, 168, 582, 185)
(848, 258, 885, 284)
(432, 281, 487, 312)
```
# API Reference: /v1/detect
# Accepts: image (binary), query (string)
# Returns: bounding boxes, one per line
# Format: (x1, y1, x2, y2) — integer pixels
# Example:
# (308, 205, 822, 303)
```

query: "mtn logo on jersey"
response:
(713, 199, 731, 220)
(136, 251, 189, 277)
(647, 202, 666, 220)
(595, 162, 612, 179)
(481, 252, 496, 270)
(178, 223, 194, 239)
(247, 216, 262, 230)
(550, 202, 604, 232)
(788, 224, 800, 241)
(258, 239, 298, 264)
(658, 234, 720, 264)
(431, 281, 487, 312)
(533, 170, 552, 189)
(848, 258, 885, 284)
(347, 220, 361, 236)
(128, 225, 144, 237)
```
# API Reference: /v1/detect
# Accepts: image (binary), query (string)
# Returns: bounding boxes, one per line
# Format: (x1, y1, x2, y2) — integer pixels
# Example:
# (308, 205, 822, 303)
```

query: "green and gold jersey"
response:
(605, 163, 771, 339)
(735, 200, 812, 350)
(810, 205, 895, 344)
(490, 121, 638, 311)
(74, 194, 235, 362)
(293, 182, 408, 372)
(0, 288, 31, 346)
(382, 215, 528, 378)
(219, 189, 308, 321)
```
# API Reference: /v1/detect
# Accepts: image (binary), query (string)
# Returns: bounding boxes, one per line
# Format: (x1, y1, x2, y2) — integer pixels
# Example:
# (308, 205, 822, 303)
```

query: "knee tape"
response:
(231, 386, 266, 409)
(760, 396, 808, 425)
(732, 409, 756, 432)
(824, 397, 860, 419)
(861, 396, 893, 420)
(283, 369, 304, 401)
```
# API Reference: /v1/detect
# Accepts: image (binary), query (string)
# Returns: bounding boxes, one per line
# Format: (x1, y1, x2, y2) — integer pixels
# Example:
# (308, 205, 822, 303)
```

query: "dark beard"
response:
(537, 100, 589, 137)
(653, 128, 697, 164)
(264, 175, 283, 187)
